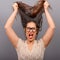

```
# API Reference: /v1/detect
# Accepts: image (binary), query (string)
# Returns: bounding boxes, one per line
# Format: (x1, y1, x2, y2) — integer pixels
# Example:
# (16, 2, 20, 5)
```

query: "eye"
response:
(26, 27, 36, 32)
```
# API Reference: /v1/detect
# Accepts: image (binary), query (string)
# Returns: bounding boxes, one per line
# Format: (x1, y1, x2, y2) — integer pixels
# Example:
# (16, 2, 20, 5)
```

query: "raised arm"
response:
(42, 1, 56, 47)
(4, 3, 19, 48)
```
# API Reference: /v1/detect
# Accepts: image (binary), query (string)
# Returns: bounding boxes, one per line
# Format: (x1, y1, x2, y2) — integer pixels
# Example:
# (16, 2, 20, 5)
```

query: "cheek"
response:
(34, 33, 37, 37)
(34, 31, 37, 36)
(25, 31, 29, 37)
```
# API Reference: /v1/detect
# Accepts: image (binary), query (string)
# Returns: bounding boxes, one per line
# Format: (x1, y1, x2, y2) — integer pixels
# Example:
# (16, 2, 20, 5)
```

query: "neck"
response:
(26, 39, 35, 45)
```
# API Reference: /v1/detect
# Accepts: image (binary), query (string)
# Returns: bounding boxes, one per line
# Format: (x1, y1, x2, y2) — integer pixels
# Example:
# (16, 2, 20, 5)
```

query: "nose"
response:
(29, 29, 33, 32)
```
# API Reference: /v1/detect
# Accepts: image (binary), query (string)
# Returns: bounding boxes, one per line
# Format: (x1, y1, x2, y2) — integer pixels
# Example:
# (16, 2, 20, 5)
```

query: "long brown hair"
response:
(16, 0, 45, 34)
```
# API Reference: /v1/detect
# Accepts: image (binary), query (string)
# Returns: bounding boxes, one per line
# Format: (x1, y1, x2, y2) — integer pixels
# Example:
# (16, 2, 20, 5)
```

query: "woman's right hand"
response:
(12, 3, 18, 11)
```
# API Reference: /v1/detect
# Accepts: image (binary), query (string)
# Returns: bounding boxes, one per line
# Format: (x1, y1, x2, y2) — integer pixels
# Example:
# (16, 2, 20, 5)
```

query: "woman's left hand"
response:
(44, 1, 50, 10)
(12, 3, 18, 11)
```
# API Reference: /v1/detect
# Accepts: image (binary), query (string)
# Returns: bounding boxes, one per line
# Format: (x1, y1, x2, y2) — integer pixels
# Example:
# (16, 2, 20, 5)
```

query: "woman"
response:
(4, 1, 55, 60)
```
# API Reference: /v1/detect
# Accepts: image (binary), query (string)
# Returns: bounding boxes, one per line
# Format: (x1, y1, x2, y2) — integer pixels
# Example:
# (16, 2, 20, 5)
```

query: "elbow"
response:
(4, 25, 8, 30)
(4, 24, 11, 30)
(52, 25, 56, 29)
(50, 24, 56, 30)
(49, 23, 56, 30)
(54, 26, 56, 29)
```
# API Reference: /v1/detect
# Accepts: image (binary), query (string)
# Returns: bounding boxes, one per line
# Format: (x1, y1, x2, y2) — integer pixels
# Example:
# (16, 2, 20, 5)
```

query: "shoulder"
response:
(15, 38, 24, 50)
(37, 38, 46, 49)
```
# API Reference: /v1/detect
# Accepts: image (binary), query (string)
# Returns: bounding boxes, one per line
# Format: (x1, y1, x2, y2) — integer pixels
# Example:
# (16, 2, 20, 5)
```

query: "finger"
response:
(13, 3, 18, 7)
(46, 1, 52, 9)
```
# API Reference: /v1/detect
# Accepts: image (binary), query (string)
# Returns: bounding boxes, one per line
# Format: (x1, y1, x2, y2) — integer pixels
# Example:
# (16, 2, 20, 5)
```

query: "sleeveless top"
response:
(15, 38, 46, 60)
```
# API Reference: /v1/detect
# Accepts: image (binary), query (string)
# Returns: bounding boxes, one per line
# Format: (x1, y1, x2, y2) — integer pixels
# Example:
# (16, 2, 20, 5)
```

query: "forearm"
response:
(44, 9, 55, 28)
(5, 10, 18, 28)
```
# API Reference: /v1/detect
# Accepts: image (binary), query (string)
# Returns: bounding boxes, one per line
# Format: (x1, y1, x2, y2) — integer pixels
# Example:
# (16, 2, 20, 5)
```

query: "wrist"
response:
(14, 9, 18, 13)
(44, 8, 48, 12)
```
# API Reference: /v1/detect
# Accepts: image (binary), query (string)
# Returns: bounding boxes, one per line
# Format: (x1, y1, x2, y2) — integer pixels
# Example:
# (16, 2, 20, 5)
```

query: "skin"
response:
(25, 22, 37, 51)
(4, 1, 55, 51)
(25, 22, 37, 41)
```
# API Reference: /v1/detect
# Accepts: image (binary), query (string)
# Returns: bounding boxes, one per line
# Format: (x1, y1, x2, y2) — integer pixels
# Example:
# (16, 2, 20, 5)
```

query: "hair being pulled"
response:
(16, 0, 45, 34)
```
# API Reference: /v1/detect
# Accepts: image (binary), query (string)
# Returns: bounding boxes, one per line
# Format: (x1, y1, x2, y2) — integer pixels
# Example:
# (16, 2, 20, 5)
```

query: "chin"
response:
(28, 38, 34, 42)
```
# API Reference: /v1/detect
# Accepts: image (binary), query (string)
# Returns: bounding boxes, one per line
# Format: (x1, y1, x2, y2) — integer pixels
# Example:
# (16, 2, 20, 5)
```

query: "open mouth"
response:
(29, 34, 34, 39)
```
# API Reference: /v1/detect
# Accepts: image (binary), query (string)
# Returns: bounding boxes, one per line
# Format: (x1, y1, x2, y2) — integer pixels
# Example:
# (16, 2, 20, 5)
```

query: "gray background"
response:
(0, 0, 60, 60)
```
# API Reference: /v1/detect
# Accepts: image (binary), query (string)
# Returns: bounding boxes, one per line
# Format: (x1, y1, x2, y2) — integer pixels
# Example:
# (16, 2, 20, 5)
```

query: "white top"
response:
(15, 38, 46, 60)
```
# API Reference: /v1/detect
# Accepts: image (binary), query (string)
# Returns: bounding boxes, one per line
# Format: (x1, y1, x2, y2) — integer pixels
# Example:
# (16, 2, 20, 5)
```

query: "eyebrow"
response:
(26, 27, 36, 28)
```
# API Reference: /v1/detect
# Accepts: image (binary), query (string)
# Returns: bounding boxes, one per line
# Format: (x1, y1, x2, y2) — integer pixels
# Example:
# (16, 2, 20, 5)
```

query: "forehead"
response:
(27, 22, 36, 27)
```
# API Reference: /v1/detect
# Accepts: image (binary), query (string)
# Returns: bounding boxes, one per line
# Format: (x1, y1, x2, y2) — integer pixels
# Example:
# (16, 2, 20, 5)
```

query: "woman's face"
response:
(25, 22, 37, 42)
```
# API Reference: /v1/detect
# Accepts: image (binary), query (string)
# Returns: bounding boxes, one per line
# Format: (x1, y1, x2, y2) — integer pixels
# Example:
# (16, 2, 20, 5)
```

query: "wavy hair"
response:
(16, 0, 45, 34)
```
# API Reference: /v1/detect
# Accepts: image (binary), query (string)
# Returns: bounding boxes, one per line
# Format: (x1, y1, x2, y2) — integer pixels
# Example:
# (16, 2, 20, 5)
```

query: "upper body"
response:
(16, 38, 45, 60)
(4, 1, 55, 60)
